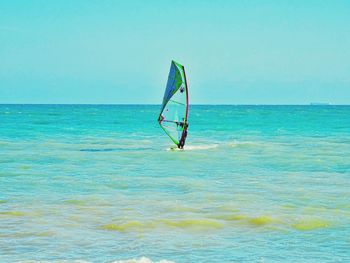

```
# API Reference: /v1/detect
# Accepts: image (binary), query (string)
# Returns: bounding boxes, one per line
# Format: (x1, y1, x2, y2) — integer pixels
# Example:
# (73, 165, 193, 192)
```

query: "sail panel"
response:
(159, 60, 188, 146)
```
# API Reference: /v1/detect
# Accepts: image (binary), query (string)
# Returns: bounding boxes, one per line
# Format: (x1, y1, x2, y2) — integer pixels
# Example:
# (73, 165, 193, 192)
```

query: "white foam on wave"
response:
(17, 257, 175, 263)
(184, 144, 219, 150)
(111, 257, 175, 263)
(167, 144, 218, 151)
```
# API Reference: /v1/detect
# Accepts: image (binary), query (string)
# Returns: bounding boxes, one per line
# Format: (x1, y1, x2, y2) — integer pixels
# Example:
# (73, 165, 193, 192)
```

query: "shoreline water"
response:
(1, 105, 349, 262)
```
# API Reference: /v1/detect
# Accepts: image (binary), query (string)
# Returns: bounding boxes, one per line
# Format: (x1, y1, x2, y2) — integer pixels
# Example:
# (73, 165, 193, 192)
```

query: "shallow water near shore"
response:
(1, 105, 350, 262)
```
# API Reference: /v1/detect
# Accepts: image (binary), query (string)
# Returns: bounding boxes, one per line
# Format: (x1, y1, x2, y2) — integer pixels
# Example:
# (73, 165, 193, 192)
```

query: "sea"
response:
(0, 104, 349, 263)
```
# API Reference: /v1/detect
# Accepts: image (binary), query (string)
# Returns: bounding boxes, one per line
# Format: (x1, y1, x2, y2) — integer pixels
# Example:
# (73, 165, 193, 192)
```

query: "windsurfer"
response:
(178, 123, 188, 149)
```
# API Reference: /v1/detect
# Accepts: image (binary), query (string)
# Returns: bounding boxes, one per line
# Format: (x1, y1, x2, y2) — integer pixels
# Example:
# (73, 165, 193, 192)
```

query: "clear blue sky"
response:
(1, 0, 349, 104)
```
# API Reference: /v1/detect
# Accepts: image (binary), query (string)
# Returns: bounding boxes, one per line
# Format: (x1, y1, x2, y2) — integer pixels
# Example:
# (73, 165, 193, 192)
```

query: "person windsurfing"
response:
(178, 123, 188, 149)
(158, 60, 189, 149)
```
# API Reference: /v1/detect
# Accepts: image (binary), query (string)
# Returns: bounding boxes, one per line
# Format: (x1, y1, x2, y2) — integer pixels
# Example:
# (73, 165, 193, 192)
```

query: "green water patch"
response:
(211, 213, 247, 221)
(101, 221, 147, 232)
(0, 200, 7, 204)
(36, 231, 56, 237)
(248, 216, 276, 226)
(211, 212, 277, 226)
(0, 171, 31, 177)
(99, 212, 337, 233)
(107, 181, 129, 190)
(292, 218, 331, 231)
(232, 215, 278, 227)
(161, 219, 224, 229)
(19, 165, 31, 170)
(0, 172, 9, 177)
(101, 218, 224, 233)
(0, 211, 25, 217)
(281, 204, 298, 210)
(0, 231, 55, 238)
(63, 199, 86, 206)
(336, 203, 350, 209)
(212, 211, 335, 231)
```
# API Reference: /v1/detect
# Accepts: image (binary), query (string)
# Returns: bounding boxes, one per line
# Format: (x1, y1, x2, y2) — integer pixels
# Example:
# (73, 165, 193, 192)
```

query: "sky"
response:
(1, 0, 350, 104)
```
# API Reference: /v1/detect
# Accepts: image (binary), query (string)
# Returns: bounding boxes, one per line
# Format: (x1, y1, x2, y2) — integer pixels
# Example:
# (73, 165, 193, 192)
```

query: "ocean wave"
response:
(111, 257, 175, 263)
(16, 257, 175, 263)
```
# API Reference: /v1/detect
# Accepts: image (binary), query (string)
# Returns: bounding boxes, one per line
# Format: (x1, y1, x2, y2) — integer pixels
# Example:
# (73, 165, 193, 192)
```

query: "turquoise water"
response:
(0, 105, 349, 263)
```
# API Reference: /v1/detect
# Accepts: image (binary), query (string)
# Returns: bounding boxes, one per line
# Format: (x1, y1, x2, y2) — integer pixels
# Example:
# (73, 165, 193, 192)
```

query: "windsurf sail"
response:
(158, 60, 189, 147)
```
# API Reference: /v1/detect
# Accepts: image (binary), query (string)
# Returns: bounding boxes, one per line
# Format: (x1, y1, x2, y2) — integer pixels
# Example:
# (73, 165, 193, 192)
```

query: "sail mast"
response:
(183, 65, 189, 125)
